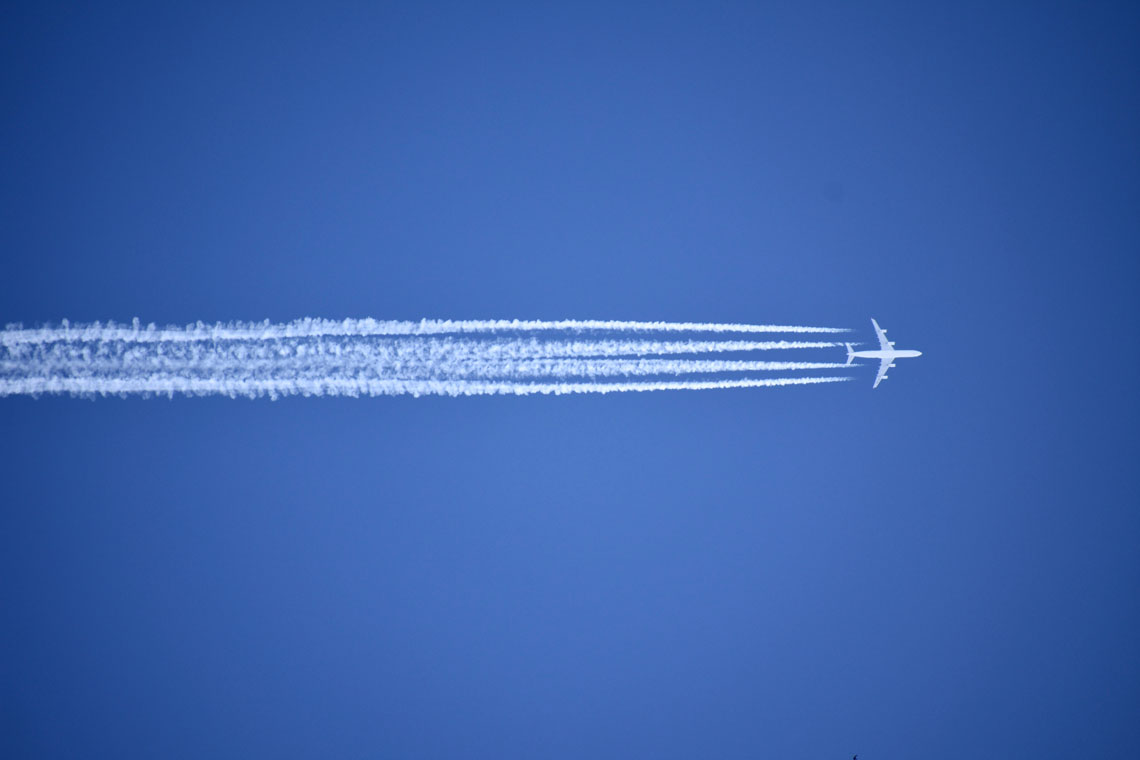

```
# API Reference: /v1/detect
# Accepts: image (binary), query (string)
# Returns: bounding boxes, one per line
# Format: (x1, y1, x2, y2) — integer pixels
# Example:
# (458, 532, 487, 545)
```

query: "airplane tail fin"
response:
(845, 343, 855, 365)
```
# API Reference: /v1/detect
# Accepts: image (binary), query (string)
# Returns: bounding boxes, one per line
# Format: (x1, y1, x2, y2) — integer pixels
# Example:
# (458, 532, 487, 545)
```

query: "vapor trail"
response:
(0, 376, 851, 399)
(1, 353, 847, 379)
(1, 318, 848, 346)
(1, 337, 843, 371)
(1, 319, 853, 399)
(427, 359, 852, 378)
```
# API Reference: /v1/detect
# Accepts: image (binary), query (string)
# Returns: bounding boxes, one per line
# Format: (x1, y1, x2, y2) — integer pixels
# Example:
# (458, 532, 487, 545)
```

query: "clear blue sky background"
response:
(2, 2, 1138, 757)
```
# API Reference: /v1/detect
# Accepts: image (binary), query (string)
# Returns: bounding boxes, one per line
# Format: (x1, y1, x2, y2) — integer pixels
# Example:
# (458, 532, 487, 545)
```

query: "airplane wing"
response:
(872, 357, 892, 388)
(871, 318, 891, 351)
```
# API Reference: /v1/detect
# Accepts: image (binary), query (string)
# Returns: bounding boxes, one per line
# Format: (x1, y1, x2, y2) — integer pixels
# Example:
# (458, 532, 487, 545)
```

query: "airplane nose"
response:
(916, 351, 923, 356)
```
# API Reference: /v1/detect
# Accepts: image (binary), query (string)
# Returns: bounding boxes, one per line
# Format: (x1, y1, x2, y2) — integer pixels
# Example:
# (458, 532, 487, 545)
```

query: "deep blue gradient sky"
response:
(2, 2, 1138, 757)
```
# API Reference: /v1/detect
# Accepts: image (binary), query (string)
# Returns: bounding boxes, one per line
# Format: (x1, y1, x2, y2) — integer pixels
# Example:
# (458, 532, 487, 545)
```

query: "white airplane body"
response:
(846, 319, 922, 388)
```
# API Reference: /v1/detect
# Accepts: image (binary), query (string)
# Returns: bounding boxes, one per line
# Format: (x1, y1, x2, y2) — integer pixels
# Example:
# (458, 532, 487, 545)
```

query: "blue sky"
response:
(2, 2, 1138, 757)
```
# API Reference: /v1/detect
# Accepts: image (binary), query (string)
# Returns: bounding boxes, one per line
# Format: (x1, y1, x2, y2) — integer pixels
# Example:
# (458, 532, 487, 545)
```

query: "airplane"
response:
(845, 318, 922, 389)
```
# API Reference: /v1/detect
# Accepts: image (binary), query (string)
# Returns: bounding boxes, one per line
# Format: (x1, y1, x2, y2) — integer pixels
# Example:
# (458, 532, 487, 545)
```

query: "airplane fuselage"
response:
(850, 349, 921, 361)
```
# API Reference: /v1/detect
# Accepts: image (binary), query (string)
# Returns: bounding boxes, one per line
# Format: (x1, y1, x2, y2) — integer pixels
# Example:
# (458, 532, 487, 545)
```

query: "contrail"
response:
(0, 318, 848, 346)
(2, 353, 847, 378)
(411, 358, 852, 379)
(1, 337, 843, 369)
(2, 353, 848, 378)
(419, 338, 844, 359)
(0, 319, 853, 399)
(0, 376, 851, 399)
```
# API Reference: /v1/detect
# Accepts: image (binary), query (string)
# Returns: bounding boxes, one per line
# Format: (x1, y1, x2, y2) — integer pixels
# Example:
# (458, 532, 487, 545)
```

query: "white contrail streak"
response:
(0, 318, 848, 345)
(1, 318, 853, 399)
(0, 376, 851, 399)
(1, 357, 847, 380)
(423, 339, 844, 359)
(445, 359, 851, 378)
(1, 337, 843, 371)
